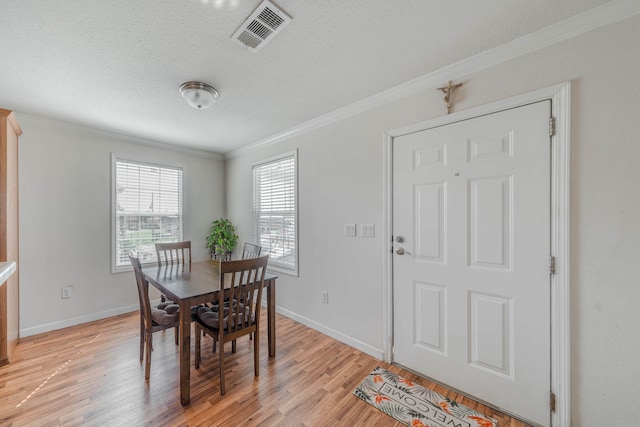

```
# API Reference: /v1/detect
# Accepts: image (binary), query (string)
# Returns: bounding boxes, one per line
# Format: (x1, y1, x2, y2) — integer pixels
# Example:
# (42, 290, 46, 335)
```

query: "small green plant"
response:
(206, 218, 239, 255)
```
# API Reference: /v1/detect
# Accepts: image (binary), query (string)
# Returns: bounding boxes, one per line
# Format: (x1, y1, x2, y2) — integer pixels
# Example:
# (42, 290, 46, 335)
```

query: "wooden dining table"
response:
(142, 259, 278, 406)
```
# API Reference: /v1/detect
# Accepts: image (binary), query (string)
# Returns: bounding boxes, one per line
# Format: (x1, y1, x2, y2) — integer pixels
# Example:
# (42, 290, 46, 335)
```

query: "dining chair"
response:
(202, 242, 263, 342)
(129, 254, 180, 381)
(204, 242, 261, 332)
(194, 255, 269, 395)
(241, 242, 262, 259)
(155, 241, 191, 302)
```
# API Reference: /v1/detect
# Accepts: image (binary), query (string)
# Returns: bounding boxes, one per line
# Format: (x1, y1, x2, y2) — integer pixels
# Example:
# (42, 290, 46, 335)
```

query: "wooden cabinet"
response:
(0, 108, 21, 366)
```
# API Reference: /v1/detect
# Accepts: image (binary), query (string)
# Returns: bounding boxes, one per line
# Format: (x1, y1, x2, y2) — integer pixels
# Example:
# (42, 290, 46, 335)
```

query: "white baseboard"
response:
(20, 304, 139, 338)
(274, 305, 384, 360)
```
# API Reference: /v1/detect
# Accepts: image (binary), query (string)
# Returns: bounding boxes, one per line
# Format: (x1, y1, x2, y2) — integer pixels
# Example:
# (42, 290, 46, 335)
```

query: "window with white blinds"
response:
(112, 156, 183, 270)
(252, 151, 298, 275)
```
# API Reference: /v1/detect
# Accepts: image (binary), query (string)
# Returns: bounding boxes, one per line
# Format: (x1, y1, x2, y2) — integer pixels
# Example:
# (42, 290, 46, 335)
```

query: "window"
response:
(112, 156, 184, 271)
(253, 151, 298, 275)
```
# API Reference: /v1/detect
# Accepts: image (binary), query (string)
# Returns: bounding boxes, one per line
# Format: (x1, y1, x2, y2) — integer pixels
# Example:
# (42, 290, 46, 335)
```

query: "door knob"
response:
(394, 247, 411, 255)
(395, 236, 405, 243)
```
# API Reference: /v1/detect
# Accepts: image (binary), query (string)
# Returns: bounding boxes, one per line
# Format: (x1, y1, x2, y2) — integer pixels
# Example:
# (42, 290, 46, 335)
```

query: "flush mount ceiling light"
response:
(179, 81, 219, 109)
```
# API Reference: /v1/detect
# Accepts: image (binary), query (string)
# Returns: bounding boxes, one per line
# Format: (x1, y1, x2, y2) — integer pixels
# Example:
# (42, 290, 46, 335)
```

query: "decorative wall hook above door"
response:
(437, 80, 463, 114)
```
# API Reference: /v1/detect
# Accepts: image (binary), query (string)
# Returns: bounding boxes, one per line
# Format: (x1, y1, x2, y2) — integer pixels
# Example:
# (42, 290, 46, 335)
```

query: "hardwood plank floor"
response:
(0, 311, 533, 426)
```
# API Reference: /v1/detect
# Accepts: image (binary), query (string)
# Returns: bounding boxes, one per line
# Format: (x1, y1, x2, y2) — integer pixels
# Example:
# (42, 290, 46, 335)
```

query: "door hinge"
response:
(549, 116, 556, 137)
(550, 392, 556, 412)
(549, 256, 556, 275)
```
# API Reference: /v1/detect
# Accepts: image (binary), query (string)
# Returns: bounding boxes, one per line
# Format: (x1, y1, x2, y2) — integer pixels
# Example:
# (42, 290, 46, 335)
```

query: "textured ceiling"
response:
(0, 0, 613, 154)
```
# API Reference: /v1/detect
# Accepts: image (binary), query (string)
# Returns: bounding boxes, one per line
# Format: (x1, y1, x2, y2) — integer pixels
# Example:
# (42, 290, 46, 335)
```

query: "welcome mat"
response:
(353, 367, 497, 427)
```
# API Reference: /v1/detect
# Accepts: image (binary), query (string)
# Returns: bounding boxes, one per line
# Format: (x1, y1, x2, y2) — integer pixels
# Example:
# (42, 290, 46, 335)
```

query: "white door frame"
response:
(381, 82, 571, 426)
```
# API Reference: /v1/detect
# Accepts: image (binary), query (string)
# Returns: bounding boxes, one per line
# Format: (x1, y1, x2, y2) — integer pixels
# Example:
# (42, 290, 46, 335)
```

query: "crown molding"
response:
(15, 112, 224, 160)
(226, 0, 640, 159)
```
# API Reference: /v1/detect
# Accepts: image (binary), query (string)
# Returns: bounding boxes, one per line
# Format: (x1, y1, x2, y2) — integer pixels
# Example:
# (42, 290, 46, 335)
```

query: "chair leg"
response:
(174, 325, 179, 346)
(232, 339, 236, 353)
(254, 329, 260, 377)
(139, 316, 144, 362)
(195, 325, 201, 369)
(145, 333, 152, 380)
(218, 339, 225, 395)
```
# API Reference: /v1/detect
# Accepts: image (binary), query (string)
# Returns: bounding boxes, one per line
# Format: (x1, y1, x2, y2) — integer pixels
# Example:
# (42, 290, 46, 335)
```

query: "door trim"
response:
(382, 82, 571, 427)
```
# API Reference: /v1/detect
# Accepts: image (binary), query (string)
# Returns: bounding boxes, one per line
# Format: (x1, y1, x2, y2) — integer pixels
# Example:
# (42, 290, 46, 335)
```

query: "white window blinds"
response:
(113, 158, 183, 269)
(253, 153, 297, 274)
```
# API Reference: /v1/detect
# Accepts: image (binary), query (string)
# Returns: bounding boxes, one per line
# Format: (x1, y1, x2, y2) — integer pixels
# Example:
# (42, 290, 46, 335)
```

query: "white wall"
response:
(226, 16, 640, 426)
(18, 117, 225, 336)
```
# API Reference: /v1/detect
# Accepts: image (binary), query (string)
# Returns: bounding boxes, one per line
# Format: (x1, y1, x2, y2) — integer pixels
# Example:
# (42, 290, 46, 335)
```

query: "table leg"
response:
(179, 301, 191, 406)
(267, 279, 276, 357)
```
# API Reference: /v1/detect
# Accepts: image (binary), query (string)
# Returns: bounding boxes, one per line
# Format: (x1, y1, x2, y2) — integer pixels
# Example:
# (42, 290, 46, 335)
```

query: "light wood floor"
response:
(0, 311, 533, 426)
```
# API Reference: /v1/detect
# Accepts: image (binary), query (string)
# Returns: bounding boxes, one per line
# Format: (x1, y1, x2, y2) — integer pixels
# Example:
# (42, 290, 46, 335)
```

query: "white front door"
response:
(392, 101, 551, 426)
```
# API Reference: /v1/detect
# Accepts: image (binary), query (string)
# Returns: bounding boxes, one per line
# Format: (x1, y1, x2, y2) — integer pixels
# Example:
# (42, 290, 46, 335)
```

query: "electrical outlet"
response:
(344, 224, 356, 236)
(321, 290, 329, 304)
(61, 286, 72, 299)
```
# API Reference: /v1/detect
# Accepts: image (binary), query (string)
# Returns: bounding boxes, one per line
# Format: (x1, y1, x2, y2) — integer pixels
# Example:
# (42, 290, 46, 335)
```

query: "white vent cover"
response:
(231, 0, 292, 52)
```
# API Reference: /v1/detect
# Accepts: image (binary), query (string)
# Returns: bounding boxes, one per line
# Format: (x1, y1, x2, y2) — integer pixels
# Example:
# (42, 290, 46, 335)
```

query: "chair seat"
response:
(157, 301, 178, 312)
(151, 302, 179, 326)
(196, 304, 254, 330)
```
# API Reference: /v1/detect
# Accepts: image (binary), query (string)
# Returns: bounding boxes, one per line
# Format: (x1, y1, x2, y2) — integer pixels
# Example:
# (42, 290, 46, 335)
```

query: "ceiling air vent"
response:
(231, 0, 292, 52)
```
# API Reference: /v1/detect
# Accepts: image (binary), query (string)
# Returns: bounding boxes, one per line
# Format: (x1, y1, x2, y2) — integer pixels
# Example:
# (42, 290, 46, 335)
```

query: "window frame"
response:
(251, 150, 299, 277)
(111, 154, 186, 273)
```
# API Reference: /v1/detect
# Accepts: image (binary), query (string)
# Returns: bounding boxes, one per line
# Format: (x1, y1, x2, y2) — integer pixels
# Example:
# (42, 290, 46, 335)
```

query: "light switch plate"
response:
(344, 224, 356, 236)
(361, 224, 375, 237)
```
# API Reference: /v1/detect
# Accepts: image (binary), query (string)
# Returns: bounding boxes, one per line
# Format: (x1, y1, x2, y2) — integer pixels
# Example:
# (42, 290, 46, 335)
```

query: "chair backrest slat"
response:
(241, 242, 262, 260)
(155, 241, 192, 267)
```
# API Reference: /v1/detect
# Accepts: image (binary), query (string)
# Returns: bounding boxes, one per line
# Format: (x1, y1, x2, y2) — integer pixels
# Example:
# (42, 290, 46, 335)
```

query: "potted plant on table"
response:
(206, 218, 239, 260)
